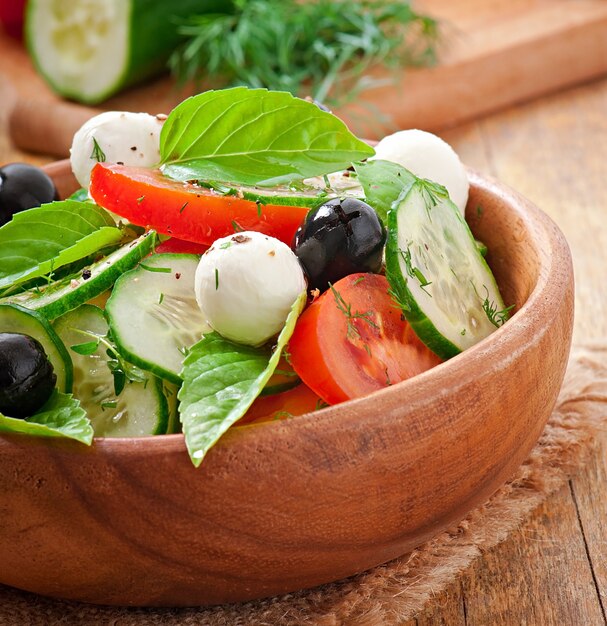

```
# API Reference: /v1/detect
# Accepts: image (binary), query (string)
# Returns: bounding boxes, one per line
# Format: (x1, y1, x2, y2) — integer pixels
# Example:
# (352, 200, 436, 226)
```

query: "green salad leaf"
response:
(160, 87, 374, 186)
(179, 291, 306, 467)
(0, 390, 93, 445)
(0, 201, 122, 292)
(354, 159, 416, 224)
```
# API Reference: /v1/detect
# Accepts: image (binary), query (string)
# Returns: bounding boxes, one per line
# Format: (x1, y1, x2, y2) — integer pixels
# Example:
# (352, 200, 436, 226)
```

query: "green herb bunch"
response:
(169, 0, 439, 107)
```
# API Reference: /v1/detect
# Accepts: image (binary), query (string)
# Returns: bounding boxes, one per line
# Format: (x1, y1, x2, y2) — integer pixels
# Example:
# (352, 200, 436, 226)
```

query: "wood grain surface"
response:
(3, 0, 607, 151)
(1, 23, 607, 626)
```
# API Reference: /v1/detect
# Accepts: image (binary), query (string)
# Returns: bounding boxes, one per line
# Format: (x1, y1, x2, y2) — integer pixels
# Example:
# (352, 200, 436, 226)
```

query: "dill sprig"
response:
(70, 330, 147, 396)
(329, 283, 378, 350)
(476, 285, 515, 328)
(169, 0, 439, 107)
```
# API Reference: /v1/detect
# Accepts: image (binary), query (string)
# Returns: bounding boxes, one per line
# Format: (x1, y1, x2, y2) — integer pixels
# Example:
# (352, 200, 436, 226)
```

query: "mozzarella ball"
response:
(373, 129, 469, 214)
(195, 232, 306, 346)
(70, 111, 164, 188)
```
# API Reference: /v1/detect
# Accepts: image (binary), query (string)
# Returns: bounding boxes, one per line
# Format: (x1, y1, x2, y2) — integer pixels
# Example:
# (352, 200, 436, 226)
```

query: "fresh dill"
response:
(387, 287, 411, 313)
(137, 195, 145, 204)
(158, 292, 165, 305)
(215, 267, 219, 290)
(477, 285, 514, 327)
(329, 283, 378, 344)
(70, 329, 147, 396)
(169, 0, 439, 108)
(179, 201, 188, 213)
(400, 245, 432, 295)
(90, 137, 106, 163)
(482, 296, 514, 328)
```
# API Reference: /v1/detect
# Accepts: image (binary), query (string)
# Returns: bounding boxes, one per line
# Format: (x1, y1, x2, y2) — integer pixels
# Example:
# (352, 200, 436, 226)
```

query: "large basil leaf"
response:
(160, 87, 374, 186)
(0, 200, 122, 291)
(0, 390, 93, 445)
(354, 159, 416, 224)
(179, 292, 306, 467)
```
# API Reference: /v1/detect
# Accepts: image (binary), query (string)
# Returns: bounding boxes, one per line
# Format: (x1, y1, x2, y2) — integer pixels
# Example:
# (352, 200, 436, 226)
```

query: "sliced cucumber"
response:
(163, 381, 181, 434)
(201, 171, 364, 208)
(0, 304, 72, 392)
(26, 0, 224, 104)
(385, 180, 509, 359)
(106, 253, 211, 383)
(0, 232, 156, 320)
(54, 305, 169, 437)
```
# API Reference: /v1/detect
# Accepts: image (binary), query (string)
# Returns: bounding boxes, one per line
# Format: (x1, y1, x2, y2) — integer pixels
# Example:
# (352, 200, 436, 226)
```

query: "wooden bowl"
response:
(0, 162, 574, 607)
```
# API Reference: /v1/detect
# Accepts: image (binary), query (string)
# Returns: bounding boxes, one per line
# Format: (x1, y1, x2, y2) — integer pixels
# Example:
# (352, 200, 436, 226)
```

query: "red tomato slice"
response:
(155, 238, 209, 255)
(90, 163, 309, 246)
(288, 273, 443, 405)
(239, 384, 322, 425)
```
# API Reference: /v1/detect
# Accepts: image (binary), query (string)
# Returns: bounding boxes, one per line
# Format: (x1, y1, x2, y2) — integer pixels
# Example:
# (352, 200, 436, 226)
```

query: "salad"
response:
(0, 88, 509, 467)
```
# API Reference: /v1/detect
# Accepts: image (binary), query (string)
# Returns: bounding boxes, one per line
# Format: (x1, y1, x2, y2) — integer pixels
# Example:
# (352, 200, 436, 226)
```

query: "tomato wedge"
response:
(90, 163, 309, 246)
(288, 273, 443, 405)
(238, 384, 322, 425)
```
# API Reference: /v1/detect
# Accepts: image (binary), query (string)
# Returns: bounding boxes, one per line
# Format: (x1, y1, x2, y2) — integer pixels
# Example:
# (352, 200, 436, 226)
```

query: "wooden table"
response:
(1, 63, 607, 626)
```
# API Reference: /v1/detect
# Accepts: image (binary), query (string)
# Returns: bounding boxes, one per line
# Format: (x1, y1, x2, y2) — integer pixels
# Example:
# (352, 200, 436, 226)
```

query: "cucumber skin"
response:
(385, 184, 462, 361)
(0, 303, 73, 393)
(385, 182, 507, 360)
(1, 232, 157, 321)
(26, 0, 226, 104)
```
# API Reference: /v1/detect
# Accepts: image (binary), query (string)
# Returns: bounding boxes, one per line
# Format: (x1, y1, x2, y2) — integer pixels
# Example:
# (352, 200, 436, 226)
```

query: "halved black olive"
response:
(0, 333, 56, 418)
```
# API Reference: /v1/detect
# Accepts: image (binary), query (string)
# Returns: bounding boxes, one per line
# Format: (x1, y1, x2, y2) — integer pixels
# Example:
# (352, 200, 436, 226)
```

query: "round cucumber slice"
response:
(106, 253, 211, 383)
(385, 180, 510, 359)
(1, 232, 157, 321)
(0, 303, 72, 392)
(54, 305, 169, 437)
(26, 0, 222, 104)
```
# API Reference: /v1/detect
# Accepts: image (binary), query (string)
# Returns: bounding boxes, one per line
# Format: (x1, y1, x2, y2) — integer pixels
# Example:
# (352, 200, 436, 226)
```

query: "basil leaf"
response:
(160, 87, 374, 186)
(0, 390, 93, 445)
(354, 159, 416, 224)
(0, 200, 122, 291)
(179, 291, 306, 467)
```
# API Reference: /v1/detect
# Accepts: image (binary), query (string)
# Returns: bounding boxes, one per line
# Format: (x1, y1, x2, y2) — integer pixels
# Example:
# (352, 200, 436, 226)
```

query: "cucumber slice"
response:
(201, 171, 364, 208)
(54, 305, 169, 437)
(106, 253, 211, 383)
(385, 180, 509, 359)
(0, 304, 72, 393)
(1, 232, 156, 320)
(26, 0, 224, 104)
(163, 381, 181, 434)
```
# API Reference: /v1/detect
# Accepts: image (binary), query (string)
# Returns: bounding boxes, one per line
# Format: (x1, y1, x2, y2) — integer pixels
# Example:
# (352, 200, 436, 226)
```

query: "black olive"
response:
(0, 163, 59, 227)
(0, 333, 56, 418)
(293, 197, 386, 291)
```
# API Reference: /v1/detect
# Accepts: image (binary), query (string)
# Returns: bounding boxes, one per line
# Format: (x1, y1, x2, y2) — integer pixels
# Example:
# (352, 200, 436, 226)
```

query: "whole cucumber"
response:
(26, 0, 225, 104)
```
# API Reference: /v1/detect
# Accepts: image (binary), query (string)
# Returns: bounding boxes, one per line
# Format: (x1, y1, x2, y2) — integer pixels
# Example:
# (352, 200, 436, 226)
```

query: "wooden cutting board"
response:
(3, 0, 607, 158)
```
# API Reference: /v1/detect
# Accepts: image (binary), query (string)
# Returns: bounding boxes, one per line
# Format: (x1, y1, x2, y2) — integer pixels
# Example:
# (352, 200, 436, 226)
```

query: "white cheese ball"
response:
(195, 231, 306, 347)
(70, 111, 164, 188)
(373, 129, 469, 214)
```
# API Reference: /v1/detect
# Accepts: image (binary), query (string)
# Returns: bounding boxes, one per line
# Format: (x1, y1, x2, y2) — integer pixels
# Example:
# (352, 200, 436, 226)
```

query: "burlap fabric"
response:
(1, 343, 606, 626)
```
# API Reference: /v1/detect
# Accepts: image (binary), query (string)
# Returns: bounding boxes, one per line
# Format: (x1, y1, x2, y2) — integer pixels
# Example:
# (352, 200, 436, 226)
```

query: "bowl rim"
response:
(0, 164, 572, 452)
